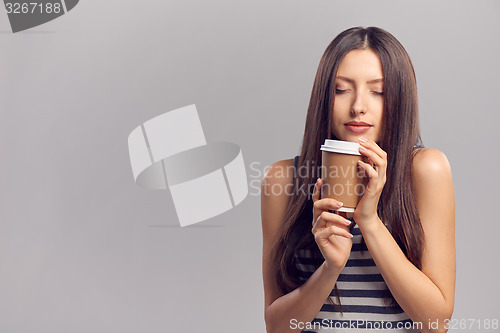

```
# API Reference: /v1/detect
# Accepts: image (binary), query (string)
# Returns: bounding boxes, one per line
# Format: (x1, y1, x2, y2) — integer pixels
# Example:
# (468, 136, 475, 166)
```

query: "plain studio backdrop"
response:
(0, 1, 499, 332)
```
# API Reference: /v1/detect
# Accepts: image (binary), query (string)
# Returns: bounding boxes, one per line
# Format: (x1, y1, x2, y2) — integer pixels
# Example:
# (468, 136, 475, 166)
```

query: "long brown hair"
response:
(270, 27, 424, 301)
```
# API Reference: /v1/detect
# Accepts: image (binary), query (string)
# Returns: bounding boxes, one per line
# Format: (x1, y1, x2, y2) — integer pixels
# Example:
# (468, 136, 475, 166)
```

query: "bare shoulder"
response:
(412, 148, 452, 182)
(261, 158, 296, 307)
(261, 158, 295, 190)
(411, 151, 456, 316)
(411, 148, 454, 229)
(261, 158, 295, 233)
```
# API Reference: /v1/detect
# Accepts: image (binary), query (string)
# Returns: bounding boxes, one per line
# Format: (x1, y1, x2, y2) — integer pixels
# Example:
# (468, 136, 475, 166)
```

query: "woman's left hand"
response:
(353, 137, 387, 228)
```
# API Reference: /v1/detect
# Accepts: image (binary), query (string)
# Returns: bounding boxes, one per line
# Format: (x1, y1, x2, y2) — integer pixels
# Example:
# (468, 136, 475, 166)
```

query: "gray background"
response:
(1, 0, 499, 332)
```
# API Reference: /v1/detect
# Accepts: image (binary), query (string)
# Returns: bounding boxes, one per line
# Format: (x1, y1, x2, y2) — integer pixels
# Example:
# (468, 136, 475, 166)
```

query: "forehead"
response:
(336, 49, 384, 80)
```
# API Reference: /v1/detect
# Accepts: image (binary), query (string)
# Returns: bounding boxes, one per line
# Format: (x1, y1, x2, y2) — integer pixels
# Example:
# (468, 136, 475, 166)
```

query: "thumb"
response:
(312, 178, 322, 202)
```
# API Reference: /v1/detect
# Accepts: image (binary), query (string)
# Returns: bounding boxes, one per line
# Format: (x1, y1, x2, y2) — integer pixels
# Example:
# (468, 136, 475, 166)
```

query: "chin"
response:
(332, 129, 374, 142)
(341, 133, 365, 142)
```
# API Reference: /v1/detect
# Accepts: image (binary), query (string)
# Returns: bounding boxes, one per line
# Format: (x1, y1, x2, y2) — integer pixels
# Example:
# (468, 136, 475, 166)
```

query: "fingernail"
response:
(359, 137, 367, 142)
(336, 201, 343, 208)
(344, 218, 351, 225)
(348, 233, 354, 238)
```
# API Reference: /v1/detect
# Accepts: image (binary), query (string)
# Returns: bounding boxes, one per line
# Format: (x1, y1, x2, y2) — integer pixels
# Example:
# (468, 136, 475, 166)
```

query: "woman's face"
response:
(331, 49, 384, 143)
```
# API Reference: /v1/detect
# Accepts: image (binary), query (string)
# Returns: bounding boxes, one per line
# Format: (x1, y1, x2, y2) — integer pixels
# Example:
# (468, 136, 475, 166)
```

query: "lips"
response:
(345, 121, 373, 134)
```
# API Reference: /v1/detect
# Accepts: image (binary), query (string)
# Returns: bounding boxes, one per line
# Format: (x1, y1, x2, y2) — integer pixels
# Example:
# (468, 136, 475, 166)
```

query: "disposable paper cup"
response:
(320, 139, 366, 213)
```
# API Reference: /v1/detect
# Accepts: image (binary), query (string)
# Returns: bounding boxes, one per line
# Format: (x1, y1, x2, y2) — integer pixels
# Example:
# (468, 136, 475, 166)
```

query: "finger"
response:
(312, 178, 321, 203)
(359, 144, 384, 168)
(362, 156, 374, 167)
(312, 211, 351, 233)
(313, 200, 343, 220)
(359, 138, 387, 161)
(312, 199, 344, 225)
(358, 145, 386, 182)
(313, 211, 351, 233)
(313, 214, 352, 234)
(315, 225, 354, 242)
(357, 160, 378, 181)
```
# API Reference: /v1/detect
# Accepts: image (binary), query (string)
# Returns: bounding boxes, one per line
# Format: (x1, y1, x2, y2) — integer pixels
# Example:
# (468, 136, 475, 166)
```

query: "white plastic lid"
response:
(335, 206, 355, 213)
(320, 139, 361, 155)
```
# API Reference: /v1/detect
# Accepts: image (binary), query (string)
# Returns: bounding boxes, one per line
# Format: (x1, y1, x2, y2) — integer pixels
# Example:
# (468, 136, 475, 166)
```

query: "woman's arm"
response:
(356, 145, 455, 333)
(261, 159, 348, 333)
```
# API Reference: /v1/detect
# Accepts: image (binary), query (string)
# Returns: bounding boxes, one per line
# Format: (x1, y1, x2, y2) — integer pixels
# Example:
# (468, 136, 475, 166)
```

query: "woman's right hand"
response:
(311, 178, 353, 272)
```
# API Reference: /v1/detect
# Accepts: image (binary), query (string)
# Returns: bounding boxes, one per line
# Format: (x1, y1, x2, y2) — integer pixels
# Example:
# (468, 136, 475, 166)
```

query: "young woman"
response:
(261, 27, 455, 333)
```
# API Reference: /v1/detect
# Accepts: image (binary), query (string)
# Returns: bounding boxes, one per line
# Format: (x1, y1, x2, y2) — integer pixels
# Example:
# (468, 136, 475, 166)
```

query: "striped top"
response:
(292, 155, 420, 333)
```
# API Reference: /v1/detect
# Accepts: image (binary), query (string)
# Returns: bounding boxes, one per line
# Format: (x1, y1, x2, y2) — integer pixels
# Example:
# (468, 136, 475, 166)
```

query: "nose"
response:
(351, 91, 367, 115)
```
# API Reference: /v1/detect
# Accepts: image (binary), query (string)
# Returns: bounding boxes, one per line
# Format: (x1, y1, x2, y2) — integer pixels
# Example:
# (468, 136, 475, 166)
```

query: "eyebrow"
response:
(336, 76, 384, 84)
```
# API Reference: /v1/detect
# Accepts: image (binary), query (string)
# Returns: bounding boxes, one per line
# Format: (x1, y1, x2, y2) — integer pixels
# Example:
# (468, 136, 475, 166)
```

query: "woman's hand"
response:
(311, 178, 353, 272)
(354, 137, 388, 228)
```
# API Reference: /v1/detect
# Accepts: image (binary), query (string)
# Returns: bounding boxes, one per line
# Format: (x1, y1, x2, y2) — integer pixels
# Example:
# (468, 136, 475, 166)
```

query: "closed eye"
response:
(335, 89, 346, 94)
(372, 91, 384, 96)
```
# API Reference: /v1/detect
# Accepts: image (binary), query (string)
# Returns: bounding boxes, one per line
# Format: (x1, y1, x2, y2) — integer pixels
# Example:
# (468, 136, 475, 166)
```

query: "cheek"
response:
(333, 96, 352, 110)
(330, 110, 344, 137)
(368, 98, 384, 121)
(376, 105, 384, 123)
(331, 108, 343, 127)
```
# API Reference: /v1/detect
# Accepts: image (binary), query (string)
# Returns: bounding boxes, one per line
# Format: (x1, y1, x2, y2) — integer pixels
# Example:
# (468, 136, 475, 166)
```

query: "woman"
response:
(261, 27, 455, 333)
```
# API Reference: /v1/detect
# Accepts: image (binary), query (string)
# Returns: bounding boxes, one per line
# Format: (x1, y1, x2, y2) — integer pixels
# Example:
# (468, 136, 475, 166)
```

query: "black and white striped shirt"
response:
(294, 224, 419, 332)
